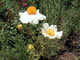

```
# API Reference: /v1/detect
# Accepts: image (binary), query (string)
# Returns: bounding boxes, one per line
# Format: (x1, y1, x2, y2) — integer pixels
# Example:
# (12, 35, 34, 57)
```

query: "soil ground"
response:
(54, 32, 80, 60)
(39, 32, 80, 60)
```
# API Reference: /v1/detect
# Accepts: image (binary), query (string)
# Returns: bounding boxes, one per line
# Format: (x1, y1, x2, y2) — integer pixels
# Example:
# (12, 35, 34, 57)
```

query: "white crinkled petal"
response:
(43, 23, 49, 30)
(56, 31, 63, 39)
(36, 9, 46, 20)
(41, 28, 48, 37)
(48, 35, 56, 39)
(28, 15, 36, 22)
(49, 25, 57, 32)
(19, 12, 31, 23)
(31, 18, 39, 24)
(19, 12, 24, 16)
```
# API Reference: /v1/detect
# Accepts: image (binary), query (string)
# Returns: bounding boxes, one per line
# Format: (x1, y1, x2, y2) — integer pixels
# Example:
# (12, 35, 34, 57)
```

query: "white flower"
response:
(41, 23, 63, 39)
(19, 6, 46, 24)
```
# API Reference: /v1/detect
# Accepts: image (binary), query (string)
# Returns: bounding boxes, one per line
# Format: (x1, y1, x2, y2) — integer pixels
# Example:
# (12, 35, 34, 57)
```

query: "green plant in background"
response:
(0, 0, 80, 60)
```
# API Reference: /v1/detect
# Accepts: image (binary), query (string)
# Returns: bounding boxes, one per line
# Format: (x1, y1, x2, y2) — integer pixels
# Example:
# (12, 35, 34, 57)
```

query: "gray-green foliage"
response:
(40, 0, 80, 37)
(0, 0, 80, 60)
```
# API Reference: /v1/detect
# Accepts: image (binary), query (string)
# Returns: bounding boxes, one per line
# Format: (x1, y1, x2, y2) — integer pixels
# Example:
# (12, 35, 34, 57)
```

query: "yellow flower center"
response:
(46, 29, 55, 36)
(27, 6, 37, 15)
(17, 24, 23, 30)
(28, 44, 34, 50)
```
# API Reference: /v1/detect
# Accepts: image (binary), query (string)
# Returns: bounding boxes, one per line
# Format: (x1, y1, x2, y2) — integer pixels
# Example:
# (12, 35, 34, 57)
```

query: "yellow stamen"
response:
(46, 29, 55, 36)
(27, 6, 37, 15)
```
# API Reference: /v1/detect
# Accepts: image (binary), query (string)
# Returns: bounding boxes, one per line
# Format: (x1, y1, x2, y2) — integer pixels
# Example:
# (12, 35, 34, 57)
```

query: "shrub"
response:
(0, 0, 80, 60)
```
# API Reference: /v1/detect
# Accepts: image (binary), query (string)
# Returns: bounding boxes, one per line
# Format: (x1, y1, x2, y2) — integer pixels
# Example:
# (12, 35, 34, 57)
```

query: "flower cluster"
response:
(19, 6, 63, 40)
(18, 6, 63, 50)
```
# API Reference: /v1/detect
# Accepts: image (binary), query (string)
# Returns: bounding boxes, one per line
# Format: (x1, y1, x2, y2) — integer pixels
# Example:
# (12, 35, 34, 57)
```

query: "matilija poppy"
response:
(41, 23, 63, 39)
(19, 6, 46, 24)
